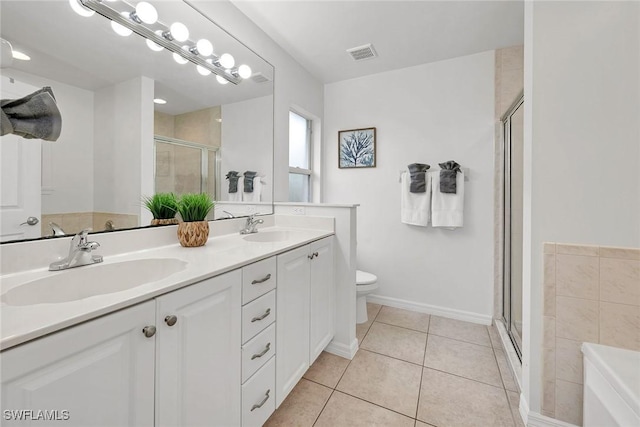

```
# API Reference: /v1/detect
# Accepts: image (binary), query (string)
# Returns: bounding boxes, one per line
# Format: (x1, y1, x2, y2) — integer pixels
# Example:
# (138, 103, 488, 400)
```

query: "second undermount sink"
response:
(243, 230, 294, 243)
(1, 258, 188, 306)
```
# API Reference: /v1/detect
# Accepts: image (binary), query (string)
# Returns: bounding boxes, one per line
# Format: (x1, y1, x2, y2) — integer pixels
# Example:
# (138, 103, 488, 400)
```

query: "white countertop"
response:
(0, 226, 333, 351)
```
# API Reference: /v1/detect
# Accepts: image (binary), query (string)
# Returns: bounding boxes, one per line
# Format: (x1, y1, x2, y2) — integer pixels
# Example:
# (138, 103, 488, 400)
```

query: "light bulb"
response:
(196, 39, 213, 57)
(238, 64, 252, 79)
(173, 52, 188, 65)
(197, 59, 213, 76)
(111, 14, 133, 37)
(170, 22, 189, 42)
(12, 51, 31, 61)
(216, 75, 229, 85)
(69, 0, 95, 17)
(219, 53, 235, 69)
(153, 98, 167, 104)
(135, 2, 157, 24)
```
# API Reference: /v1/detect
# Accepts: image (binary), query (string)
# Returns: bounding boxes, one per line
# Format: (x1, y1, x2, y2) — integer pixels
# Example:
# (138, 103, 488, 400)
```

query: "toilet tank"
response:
(582, 343, 640, 427)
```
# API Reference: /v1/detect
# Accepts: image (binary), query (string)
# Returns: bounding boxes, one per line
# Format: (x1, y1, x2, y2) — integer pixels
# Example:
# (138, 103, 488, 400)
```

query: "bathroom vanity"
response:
(0, 222, 335, 427)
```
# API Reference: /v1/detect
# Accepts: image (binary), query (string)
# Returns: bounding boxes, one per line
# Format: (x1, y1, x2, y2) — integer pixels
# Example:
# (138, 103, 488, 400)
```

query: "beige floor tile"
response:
(376, 306, 430, 332)
(415, 421, 436, 427)
(264, 379, 332, 427)
(337, 349, 422, 417)
(303, 351, 350, 389)
(315, 391, 414, 427)
(507, 390, 525, 427)
(424, 335, 502, 387)
(356, 322, 371, 344)
(367, 302, 383, 320)
(417, 368, 514, 427)
(356, 303, 382, 343)
(495, 348, 519, 392)
(361, 322, 427, 364)
(488, 324, 502, 348)
(429, 316, 492, 347)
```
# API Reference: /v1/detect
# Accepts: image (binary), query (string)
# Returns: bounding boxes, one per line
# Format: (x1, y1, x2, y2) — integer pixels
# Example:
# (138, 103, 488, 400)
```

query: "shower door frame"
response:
(501, 93, 524, 361)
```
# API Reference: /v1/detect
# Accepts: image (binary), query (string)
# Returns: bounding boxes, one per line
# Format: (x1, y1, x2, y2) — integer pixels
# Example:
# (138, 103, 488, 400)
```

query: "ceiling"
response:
(231, 0, 524, 83)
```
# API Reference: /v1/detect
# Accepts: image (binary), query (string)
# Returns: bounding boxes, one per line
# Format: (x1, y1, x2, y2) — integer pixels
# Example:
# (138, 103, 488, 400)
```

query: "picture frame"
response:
(338, 127, 376, 168)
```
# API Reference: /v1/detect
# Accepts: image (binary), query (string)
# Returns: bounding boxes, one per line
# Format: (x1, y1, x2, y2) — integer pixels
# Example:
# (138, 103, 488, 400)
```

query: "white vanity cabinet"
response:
(155, 270, 242, 427)
(1, 301, 157, 427)
(276, 237, 334, 407)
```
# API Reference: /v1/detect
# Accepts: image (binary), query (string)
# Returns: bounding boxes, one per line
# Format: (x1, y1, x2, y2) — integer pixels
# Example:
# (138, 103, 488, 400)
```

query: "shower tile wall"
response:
(542, 243, 640, 425)
(41, 212, 139, 236)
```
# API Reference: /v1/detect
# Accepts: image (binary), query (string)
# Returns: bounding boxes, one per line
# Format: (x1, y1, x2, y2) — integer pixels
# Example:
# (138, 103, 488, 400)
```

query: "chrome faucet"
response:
(49, 228, 103, 271)
(240, 214, 263, 234)
(49, 222, 66, 236)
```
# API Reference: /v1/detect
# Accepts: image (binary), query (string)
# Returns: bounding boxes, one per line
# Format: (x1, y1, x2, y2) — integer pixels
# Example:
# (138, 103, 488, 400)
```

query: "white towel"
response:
(243, 177, 262, 202)
(400, 171, 431, 226)
(228, 177, 243, 202)
(431, 171, 464, 228)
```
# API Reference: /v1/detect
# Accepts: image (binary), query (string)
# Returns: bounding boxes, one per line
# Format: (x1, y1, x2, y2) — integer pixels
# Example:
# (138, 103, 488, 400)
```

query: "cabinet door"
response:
(155, 270, 242, 427)
(276, 245, 310, 407)
(309, 237, 335, 363)
(1, 301, 156, 427)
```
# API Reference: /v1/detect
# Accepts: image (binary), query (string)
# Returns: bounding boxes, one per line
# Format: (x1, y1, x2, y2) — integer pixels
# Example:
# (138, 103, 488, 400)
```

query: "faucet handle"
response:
(71, 228, 93, 247)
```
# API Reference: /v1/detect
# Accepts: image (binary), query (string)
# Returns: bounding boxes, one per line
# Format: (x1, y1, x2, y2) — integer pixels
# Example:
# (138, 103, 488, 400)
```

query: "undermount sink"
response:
(1, 258, 188, 306)
(243, 230, 294, 243)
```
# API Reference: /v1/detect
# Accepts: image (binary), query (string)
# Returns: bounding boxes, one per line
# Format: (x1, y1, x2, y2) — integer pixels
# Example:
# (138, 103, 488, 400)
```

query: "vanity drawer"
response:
(242, 323, 276, 383)
(242, 290, 275, 343)
(242, 257, 276, 304)
(242, 356, 275, 427)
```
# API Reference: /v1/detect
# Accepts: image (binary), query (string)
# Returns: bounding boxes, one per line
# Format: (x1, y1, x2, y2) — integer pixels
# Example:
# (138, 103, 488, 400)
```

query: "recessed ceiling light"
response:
(153, 98, 167, 104)
(12, 50, 30, 61)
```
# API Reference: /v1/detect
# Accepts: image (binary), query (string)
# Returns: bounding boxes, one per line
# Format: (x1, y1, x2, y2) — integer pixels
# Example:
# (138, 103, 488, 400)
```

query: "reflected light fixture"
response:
(71, 0, 255, 84)
(12, 50, 31, 61)
(153, 98, 167, 104)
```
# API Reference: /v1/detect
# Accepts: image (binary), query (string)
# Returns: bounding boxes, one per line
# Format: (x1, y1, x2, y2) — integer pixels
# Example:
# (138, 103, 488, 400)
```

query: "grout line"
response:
(374, 319, 430, 334)
(414, 334, 428, 420)
(489, 336, 519, 427)
(357, 348, 425, 368)
(427, 331, 493, 348)
(332, 389, 417, 422)
(311, 389, 334, 427)
(422, 365, 507, 391)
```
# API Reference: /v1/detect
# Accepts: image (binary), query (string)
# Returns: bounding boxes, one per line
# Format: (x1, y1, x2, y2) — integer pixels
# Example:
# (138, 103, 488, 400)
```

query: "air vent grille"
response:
(346, 44, 378, 61)
(251, 72, 271, 83)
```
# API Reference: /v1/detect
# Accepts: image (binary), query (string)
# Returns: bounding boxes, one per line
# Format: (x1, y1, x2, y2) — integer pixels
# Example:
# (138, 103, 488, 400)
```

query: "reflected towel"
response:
(228, 177, 243, 202)
(401, 171, 431, 226)
(431, 170, 464, 228)
(244, 177, 262, 202)
(226, 171, 240, 193)
(1, 86, 62, 141)
(244, 171, 257, 192)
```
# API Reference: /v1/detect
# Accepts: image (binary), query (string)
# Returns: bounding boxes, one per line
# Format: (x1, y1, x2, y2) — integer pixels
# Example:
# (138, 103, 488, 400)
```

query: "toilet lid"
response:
(356, 270, 377, 285)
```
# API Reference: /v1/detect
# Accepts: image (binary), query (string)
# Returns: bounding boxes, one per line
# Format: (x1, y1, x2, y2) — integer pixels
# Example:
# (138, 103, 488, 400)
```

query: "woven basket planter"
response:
(151, 218, 179, 226)
(177, 221, 209, 247)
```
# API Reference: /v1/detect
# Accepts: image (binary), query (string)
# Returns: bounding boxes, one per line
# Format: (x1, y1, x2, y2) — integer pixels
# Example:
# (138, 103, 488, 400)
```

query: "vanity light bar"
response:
(80, 0, 241, 84)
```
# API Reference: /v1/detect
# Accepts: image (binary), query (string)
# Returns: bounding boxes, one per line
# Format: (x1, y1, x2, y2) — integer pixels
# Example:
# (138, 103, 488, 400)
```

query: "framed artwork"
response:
(338, 127, 376, 168)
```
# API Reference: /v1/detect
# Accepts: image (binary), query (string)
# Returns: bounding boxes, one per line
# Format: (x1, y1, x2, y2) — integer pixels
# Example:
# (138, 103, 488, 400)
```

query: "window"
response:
(288, 111, 312, 202)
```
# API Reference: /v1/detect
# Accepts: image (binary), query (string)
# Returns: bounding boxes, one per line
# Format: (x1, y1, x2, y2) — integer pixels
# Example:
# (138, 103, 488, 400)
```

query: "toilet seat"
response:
(356, 270, 377, 285)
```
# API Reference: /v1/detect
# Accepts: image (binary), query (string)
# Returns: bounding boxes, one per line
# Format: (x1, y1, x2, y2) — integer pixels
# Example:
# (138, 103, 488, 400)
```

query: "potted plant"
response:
(143, 193, 179, 225)
(176, 193, 215, 247)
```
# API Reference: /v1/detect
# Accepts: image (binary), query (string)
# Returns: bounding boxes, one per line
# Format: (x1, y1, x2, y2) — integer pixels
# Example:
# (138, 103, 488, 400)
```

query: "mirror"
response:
(0, 0, 274, 243)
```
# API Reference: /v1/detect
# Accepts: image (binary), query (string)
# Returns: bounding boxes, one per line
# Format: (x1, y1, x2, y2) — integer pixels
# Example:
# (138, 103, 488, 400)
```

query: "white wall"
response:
(190, 0, 324, 202)
(93, 76, 154, 220)
(221, 95, 273, 203)
(523, 1, 640, 415)
(324, 52, 495, 321)
(3, 69, 94, 214)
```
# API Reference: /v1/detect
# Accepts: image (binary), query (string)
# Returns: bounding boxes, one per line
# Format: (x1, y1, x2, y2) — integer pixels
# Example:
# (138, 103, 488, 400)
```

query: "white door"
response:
(0, 76, 42, 242)
(155, 270, 242, 427)
(276, 245, 310, 407)
(0, 301, 156, 427)
(309, 237, 335, 363)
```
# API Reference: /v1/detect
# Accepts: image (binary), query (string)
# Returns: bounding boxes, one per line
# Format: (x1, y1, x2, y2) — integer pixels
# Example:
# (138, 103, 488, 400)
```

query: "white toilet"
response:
(356, 270, 379, 324)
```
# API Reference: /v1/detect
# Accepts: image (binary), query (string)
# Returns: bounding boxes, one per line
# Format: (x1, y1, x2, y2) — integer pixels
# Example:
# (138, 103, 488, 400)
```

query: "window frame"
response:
(288, 110, 313, 202)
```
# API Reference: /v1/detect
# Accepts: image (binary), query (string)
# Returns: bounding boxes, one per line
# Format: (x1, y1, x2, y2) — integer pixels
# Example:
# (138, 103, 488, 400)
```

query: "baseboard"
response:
(520, 395, 578, 427)
(324, 338, 358, 360)
(367, 295, 492, 325)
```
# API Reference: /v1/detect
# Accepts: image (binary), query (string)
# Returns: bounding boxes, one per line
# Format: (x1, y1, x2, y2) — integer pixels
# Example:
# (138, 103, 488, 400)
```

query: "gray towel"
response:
(1, 86, 62, 141)
(226, 171, 240, 193)
(439, 161, 461, 194)
(244, 171, 257, 193)
(408, 163, 430, 193)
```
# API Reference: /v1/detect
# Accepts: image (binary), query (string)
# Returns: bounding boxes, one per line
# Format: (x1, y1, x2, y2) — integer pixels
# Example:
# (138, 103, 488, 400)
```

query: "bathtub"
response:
(582, 343, 640, 427)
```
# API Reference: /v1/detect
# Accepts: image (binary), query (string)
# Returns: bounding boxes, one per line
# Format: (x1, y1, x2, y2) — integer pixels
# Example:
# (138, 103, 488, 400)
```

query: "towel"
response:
(431, 170, 464, 228)
(228, 177, 243, 201)
(401, 171, 431, 226)
(439, 161, 461, 194)
(243, 171, 257, 192)
(1, 86, 62, 141)
(243, 177, 262, 202)
(226, 171, 240, 193)
(408, 163, 430, 193)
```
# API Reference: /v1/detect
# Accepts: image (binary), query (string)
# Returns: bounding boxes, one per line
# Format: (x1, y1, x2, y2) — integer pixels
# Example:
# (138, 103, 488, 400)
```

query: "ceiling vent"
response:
(250, 72, 271, 84)
(346, 44, 378, 61)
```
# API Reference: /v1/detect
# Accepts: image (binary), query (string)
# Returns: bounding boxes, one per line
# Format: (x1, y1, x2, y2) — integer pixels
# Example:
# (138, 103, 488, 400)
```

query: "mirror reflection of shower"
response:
(502, 94, 524, 359)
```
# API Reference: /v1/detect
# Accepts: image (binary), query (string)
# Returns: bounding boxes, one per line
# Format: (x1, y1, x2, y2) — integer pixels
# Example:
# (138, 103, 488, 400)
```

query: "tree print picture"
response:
(338, 127, 376, 168)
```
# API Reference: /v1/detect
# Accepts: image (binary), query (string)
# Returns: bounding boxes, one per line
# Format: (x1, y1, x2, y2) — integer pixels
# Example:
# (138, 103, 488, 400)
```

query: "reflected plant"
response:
(142, 193, 179, 220)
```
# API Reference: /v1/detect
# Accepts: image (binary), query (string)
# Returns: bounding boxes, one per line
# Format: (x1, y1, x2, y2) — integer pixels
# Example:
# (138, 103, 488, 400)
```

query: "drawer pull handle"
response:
(313, 251, 319, 258)
(251, 389, 270, 411)
(251, 274, 272, 285)
(251, 308, 271, 322)
(308, 253, 315, 259)
(142, 325, 156, 338)
(164, 315, 178, 326)
(251, 343, 271, 360)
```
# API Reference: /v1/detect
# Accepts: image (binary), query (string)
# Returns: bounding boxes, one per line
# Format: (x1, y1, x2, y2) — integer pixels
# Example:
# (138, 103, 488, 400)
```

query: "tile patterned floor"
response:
(265, 303, 525, 427)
